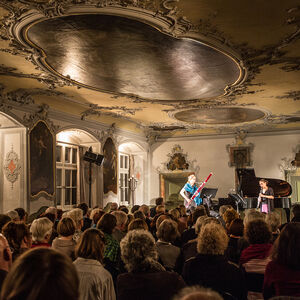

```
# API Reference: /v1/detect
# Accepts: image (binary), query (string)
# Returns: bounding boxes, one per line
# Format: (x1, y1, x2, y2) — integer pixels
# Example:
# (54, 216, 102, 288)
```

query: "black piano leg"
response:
(284, 208, 290, 223)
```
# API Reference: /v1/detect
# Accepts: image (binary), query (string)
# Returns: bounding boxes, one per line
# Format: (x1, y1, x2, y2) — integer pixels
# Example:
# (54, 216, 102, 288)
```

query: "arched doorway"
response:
(56, 129, 101, 209)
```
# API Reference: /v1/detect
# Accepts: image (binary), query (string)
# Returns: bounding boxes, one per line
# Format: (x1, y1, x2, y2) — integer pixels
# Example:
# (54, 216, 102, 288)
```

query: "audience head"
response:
(128, 219, 148, 231)
(194, 216, 208, 235)
(6, 210, 19, 222)
(76, 228, 105, 263)
(155, 197, 164, 206)
(90, 208, 105, 225)
(120, 229, 159, 272)
(131, 205, 140, 214)
(155, 205, 165, 215)
(30, 217, 53, 244)
(14, 208, 26, 222)
(228, 218, 244, 237)
(178, 205, 187, 217)
(44, 213, 56, 224)
(223, 208, 239, 229)
(156, 214, 171, 230)
(2, 221, 31, 254)
(57, 217, 76, 237)
(265, 212, 281, 233)
(192, 206, 207, 224)
(119, 206, 129, 214)
(292, 203, 300, 219)
(97, 213, 116, 234)
(169, 208, 180, 221)
(110, 202, 118, 212)
(0, 234, 12, 272)
(157, 219, 179, 243)
(0, 248, 79, 300)
(133, 210, 145, 220)
(245, 219, 272, 245)
(124, 214, 134, 231)
(139, 205, 150, 217)
(272, 222, 300, 270)
(197, 223, 229, 255)
(0, 214, 11, 232)
(57, 209, 63, 221)
(219, 205, 232, 217)
(111, 211, 128, 230)
(173, 286, 223, 300)
(45, 207, 57, 220)
(244, 209, 265, 225)
(67, 208, 83, 230)
(77, 203, 89, 216)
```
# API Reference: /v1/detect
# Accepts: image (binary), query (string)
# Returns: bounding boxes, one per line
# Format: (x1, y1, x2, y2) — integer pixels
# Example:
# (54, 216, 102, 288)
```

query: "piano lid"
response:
(236, 168, 292, 198)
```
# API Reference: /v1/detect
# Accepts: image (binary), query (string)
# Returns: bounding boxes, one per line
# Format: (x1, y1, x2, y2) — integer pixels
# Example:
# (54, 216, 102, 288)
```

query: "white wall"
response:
(150, 132, 300, 202)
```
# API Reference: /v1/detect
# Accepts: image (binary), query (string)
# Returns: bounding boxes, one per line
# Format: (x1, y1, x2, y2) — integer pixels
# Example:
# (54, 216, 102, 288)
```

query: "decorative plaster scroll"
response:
(3, 145, 21, 189)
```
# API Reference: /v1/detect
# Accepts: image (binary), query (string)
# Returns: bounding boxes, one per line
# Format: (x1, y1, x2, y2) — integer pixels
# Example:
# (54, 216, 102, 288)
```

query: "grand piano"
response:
(233, 168, 292, 221)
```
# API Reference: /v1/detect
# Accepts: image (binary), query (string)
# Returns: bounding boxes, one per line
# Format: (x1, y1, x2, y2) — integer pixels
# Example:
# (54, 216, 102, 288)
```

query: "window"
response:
(56, 143, 79, 209)
(119, 153, 129, 203)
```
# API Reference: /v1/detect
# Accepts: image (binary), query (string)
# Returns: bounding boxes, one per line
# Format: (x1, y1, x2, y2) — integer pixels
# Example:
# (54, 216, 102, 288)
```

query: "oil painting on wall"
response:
(29, 120, 55, 197)
(103, 137, 118, 194)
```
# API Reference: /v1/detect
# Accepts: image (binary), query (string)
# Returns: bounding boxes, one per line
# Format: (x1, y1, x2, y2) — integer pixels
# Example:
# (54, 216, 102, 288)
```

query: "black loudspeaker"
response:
(83, 148, 104, 166)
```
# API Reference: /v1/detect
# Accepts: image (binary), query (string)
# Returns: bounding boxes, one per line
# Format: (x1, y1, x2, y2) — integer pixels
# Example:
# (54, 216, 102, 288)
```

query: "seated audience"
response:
(150, 197, 164, 218)
(77, 203, 92, 231)
(2, 221, 31, 261)
(118, 205, 129, 214)
(182, 222, 247, 299)
(240, 219, 272, 297)
(173, 286, 223, 300)
(156, 219, 180, 271)
(133, 210, 145, 221)
(263, 222, 300, 299)
(131, 205, 140, 214)
(73, 229, 116, 300)
(5, 211, 19, 222)
(155, 205, 165, 215)
(66, 208, 83, 243)
(139, 204, 151, 229)
(90, 208, 105, 228)
(127, 218, 148, 231)
(0, 215, 11, 232)
(110, 202, 118, 212)
(225, 218, 244, 265)
(217, 205, 232, 227)
(30, 217, 53, 248)
(169, 208, 186, 234)
(266, 212, 281, 243)
(111, 211, 128, 242)
(14, 208, 27, 222)
(0, 234, 12, 290)
(223, 208, 239, 231)
(117, 230, 185, 300)
(0, 248, 79, 300)
(52, 217, 76, 260)
(291, 204, 300, 222)
(181, 206, 207, 245)
(97, 213, 120, 280)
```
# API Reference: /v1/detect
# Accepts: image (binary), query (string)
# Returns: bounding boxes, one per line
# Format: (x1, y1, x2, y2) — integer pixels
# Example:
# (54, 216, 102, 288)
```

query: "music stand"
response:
(228, 193, 247, 213)
(200, 188, 218, 210)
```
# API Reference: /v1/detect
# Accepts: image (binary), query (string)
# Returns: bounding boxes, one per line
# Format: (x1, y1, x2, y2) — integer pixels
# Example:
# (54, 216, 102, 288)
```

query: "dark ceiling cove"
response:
(27, 14, 240, 101)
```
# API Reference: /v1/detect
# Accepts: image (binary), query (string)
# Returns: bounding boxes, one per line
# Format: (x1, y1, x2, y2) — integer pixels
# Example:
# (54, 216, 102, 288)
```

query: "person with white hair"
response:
(30, 217, 53, 248)
(111, 211, 128, 242)
(6, 211, 19, 222)
(66, 208, 83, 243)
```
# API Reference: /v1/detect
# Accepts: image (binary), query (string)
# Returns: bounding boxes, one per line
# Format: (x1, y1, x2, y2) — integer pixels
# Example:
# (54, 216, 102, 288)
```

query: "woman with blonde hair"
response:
(183, 223, 247, 299)
(73, 229, 116, 300)
(66, 208, 83, 243)
(30, 217, 53, 248)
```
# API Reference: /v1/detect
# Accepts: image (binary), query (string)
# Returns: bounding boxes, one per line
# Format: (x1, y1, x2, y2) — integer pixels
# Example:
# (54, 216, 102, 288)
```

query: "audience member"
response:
(128, 218, 148, 231)
(45, 207, 57, 220)
(291, 204, 300, 222)
(240, 219, 272, 297)
(225, 218, 244, 265)
(74, 229, 116, 300)
(173, 286, 223, 300)
(118, 230, 185, 300)
(0, 248, 79, 300)
(150, 197, 164, 218)
(139, 204, 151, 228)
(119, 205, 129, 214)
(169, 208, 186, 234)
(156, 205, 165, 215)
(0, 215, 11, 232)
(66, 208, 83, 243)
(217, 205, 232, 227)
(110, 202, 118, 212)
(266, 212, 281, 243)
(183, 222, 247, 300)
(263, 222, 300, 299)
(52, 217, 76, 260)
(77, 203, 92, 231)
(14, 208, 27, 222)
(2, 221, 31, 261)
(156, 219, 180, 271)
(223, 208, 239, 231)
(5, 211, 19, 222)
(111, 211, 128, 242)
(131, 205, 140, 214)
(133, 210, 145, 220)
(30, 217, 53, 248)
(0, 235, 12, 290)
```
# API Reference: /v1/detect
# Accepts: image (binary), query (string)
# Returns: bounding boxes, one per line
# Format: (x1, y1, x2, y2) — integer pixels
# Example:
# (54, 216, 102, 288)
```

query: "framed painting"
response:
(103, 137, 118, 194)
(29, 120, 55, 198)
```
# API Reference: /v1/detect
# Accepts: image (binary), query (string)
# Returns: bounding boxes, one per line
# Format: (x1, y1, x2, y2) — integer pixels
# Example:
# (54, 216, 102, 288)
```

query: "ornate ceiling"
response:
(0, 0, 299, 139)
